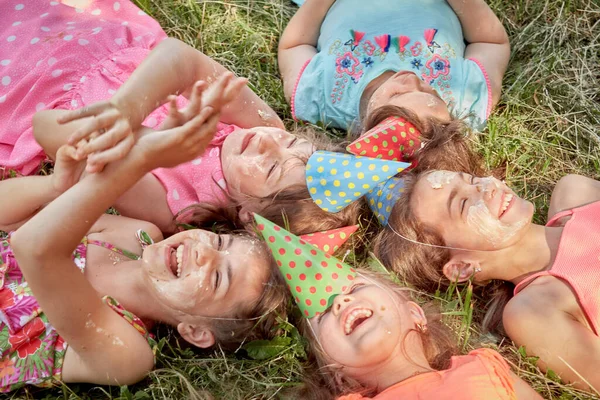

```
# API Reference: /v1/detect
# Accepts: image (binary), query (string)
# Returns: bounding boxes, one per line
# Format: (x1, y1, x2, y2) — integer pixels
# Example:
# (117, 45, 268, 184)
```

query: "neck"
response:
(358, 71, 396, 120)
(93, 260, 178, 326)
(477, 223, 563, 285)
(354, 343, 432, 392)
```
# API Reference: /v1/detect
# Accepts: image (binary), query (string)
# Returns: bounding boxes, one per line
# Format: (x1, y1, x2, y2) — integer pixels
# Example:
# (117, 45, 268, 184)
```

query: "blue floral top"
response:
(292, 0, 492, 131)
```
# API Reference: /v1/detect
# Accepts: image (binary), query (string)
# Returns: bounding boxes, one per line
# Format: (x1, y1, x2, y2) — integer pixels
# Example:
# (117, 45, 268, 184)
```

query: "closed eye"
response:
(214, 270, 220, 290)
(460, 199, 467, 215)
(267, 162, 277, 178)
(287, 138, 297, 148)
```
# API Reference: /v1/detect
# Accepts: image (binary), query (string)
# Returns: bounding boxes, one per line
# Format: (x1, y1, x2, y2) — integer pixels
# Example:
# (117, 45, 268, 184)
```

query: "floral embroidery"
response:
(411, 58, 423, 69)
(424, 54, 450, 79)
(336, 52, 361, 76)
(362, 40, 375, 56)
(410, 41, 423, 56)
(327, 28, 456, 107)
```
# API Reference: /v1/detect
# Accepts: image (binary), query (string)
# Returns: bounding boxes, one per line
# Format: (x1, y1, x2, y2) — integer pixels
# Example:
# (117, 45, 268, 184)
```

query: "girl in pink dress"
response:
(1, 0, 360, 235)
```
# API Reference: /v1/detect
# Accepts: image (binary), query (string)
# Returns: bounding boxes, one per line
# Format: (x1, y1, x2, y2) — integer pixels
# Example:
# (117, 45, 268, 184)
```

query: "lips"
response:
(342, 307, 373, 335)
(498, 192, 515, 219)
(240, 132, 256, 154)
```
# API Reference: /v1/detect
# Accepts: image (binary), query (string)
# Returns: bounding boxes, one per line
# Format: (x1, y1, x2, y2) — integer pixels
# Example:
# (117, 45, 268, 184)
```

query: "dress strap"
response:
(547, 208, 574, 227)
(87, 240, 140, 260)
(86, 229, 154, 261)
(513, 271, 551, 296)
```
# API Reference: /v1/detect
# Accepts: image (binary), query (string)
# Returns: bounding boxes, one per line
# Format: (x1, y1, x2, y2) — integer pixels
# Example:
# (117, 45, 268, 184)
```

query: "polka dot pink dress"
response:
(0, 0, 167, 176)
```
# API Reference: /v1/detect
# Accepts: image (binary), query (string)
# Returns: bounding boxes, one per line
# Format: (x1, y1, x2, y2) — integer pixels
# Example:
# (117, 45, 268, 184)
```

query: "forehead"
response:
(412, 171, 460, 216)
(228, 236, 268, 284)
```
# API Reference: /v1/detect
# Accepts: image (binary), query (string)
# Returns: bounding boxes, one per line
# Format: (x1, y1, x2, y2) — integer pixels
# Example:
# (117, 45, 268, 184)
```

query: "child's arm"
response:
(10, 107, 220, 386)
(0, 146, 83, 231)
(446, 0, 510, 107)
(509, 372, 543, 399)
(278, 0, 337, 101)
(60, 38, 283, 144)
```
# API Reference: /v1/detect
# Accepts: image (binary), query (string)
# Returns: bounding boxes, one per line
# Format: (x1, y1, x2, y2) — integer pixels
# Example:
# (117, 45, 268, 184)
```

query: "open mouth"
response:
(343, 308, 373, 335)
(499, 193, 514, 218)
(166, 244, 185, 278)
(240, 132, 256, 154)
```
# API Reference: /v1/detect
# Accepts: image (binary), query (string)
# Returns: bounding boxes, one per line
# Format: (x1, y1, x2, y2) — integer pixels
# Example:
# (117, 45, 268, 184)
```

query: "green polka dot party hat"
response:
(254, 214, 357, 318)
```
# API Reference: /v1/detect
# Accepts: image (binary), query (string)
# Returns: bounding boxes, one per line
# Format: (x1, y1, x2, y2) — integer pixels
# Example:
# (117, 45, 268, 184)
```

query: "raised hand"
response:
(51, 145, 87, 195)
(159, 80, 207, 130)
(136, 106, 220, 171)
(57, 101, 135, 173)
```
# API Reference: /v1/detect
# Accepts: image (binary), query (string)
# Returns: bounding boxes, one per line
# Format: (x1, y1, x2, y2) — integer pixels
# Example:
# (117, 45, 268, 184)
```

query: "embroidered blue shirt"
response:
(292, 0, 491, 131)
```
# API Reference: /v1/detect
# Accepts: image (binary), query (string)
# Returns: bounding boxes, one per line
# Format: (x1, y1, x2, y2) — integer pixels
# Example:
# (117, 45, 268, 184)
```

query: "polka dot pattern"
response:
(346, 116, 422, 163)
(254, 214, 357, 318)
(366, 176, 406, 225)
(306, 150, 410, 213)
(299, 225, 358, 255)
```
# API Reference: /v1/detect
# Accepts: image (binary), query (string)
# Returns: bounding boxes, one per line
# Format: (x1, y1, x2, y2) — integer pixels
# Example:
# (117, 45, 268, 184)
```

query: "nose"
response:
(257, 133, 277, 155)
(475, 180, 496, 200)
(192, 240, 218, 270)
(332, 293, 354, 317)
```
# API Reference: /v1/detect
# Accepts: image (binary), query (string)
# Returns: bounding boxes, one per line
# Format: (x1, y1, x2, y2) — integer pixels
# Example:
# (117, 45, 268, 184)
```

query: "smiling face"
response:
(141, 229, 269, 318)
(307, 276, 425, 374)
(367, 71, 451, 122)
(411, 171, 535, 250)
(220, 127, 315, 198)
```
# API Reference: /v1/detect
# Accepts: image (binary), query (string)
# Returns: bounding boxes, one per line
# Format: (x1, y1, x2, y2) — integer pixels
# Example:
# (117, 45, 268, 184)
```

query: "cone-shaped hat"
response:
(254, 214, 357, 318)
(300, 225, 359, 255)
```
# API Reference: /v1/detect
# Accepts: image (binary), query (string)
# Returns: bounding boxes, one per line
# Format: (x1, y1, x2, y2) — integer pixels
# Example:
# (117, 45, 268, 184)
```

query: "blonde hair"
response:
(297, 269, 457, 398)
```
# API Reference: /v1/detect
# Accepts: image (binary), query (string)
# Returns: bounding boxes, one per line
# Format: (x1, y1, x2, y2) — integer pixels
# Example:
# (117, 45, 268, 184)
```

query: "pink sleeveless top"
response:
(513, 200, 600, 335)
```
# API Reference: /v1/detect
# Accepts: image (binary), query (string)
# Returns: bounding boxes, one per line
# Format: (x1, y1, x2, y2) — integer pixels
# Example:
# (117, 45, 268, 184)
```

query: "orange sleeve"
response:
(337, 394, 367, 400)
(470, 348, 517, 400)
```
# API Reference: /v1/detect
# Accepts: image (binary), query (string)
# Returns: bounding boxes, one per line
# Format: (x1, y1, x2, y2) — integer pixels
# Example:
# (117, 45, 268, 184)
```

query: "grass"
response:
(9, 0, 600, 399)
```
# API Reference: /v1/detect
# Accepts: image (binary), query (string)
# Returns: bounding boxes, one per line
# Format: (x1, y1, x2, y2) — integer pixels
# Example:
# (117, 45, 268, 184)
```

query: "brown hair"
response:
(362, 105, 482, 174)
(297, 269, 457, 398)
(196, 234, 288, 351)
(174, 127, 366, 236)
(373, 170, 514, 334)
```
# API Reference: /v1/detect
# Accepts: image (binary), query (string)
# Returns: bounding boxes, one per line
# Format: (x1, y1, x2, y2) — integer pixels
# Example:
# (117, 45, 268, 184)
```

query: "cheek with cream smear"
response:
(466, 200, 527, 247)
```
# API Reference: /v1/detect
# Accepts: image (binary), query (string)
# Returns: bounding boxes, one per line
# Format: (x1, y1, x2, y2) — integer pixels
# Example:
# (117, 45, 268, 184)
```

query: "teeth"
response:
(500, 193, 513, 215)
(344, 308, 373, 335)
(176, 245, 184, 277)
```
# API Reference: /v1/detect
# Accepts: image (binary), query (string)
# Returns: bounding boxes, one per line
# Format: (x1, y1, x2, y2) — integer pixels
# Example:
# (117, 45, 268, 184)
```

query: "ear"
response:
(406, 301, 427, 327)
(177, 322, 215, 349)
(238, 206, 254, 224)
(442, 254, 480, 283)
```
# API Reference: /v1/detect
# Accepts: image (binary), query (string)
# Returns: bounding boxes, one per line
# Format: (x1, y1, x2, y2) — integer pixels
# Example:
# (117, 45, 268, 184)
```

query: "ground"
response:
(9, 0, 600, 399)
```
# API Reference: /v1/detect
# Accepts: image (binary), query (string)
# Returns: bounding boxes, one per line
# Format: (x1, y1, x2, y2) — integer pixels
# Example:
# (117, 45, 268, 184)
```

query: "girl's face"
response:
(368, 71, 451, 122)
(141, 229, 269, 318)
(221, 127, 315, 198)
(308, 276, 425, 372)
(411, 171, 535, 250)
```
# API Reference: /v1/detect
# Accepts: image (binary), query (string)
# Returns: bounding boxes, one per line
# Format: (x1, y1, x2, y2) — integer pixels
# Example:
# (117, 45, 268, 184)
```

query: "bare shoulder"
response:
(549, 174, 600, 220)
(504, 278, 565, 331)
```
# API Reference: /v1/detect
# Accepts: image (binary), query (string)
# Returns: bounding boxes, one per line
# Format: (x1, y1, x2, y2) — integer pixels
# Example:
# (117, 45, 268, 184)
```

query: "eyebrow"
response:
(224, 236, 233, 296)
(447, 187, 458, 218)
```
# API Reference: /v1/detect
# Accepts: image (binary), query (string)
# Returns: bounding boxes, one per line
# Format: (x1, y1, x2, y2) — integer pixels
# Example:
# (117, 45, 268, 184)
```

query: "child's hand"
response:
(136, 106, 220, 171)
(202, 72, 248, 113)
(57, 101, 135, 173)
(51, 145, 86, 195)
(159, 80, 207, 130)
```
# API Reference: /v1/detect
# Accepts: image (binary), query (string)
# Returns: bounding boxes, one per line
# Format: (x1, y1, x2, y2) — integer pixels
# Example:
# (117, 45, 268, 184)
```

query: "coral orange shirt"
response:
(338, 349, 516, 400)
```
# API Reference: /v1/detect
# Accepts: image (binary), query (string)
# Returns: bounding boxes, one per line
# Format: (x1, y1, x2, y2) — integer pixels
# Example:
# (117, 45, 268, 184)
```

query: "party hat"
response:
(300, 225, 359, 255)
(366, 176, 406, 225)
(346, 116, 422, 163)
(306, 151, 410, 213)
(254, 214, 357, 318)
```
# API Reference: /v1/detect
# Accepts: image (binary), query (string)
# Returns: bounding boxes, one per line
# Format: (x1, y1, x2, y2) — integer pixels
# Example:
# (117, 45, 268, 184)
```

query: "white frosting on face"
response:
(466, 177, 528, 248)
(426, 171, 457, 189)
